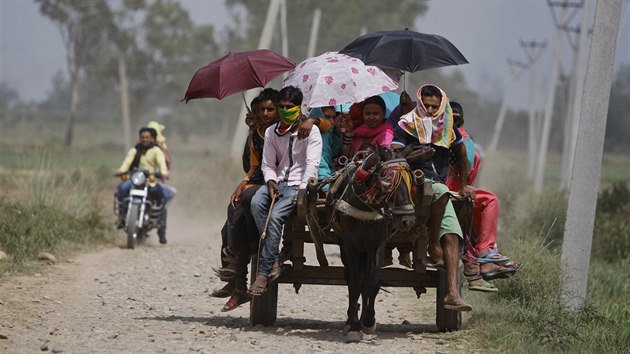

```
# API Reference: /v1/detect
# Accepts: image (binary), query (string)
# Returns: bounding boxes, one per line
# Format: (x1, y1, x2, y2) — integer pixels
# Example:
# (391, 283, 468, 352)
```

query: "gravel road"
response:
(0, 211, 475, 353)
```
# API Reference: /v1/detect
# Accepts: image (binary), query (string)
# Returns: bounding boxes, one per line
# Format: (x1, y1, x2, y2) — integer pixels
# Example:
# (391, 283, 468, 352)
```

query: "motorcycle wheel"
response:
(126, 204, 140, 249)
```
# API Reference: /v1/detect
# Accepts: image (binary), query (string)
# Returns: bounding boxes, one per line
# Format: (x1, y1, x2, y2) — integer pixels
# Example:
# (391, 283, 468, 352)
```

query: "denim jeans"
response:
(158, 183, 176, 238)
(251, 182, 299, 277)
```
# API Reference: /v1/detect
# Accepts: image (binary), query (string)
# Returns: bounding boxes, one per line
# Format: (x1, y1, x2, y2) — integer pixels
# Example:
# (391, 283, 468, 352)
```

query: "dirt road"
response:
(0, 212, 474, 353)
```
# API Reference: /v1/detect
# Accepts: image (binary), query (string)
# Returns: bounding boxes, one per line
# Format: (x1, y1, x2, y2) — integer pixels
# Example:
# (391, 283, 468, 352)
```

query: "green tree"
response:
(36, 0, 112, 147)
(226, 0, 428, 60)
(605, 65, 630, 152)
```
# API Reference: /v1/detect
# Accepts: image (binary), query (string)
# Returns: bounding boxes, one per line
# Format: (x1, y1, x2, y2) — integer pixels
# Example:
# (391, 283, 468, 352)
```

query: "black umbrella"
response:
(339, 29, 468, 73)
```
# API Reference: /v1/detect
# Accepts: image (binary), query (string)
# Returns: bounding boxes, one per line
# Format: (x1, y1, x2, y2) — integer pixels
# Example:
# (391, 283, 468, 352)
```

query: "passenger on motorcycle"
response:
(116, 127, 169, 244)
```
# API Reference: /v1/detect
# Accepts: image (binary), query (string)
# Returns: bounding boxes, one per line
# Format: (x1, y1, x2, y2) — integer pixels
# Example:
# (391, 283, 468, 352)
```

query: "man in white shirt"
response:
(248, 86, 323, 296)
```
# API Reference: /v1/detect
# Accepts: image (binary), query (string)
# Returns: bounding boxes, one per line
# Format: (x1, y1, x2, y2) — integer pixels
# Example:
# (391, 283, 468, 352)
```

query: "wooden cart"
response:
(249, 178, 466, 332)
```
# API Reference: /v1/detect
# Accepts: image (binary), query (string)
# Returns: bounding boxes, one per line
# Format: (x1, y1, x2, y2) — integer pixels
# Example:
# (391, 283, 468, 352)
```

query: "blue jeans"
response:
(251, 182, 299, 277)
(117, 180, 166, 203)
(158, 183, 175, 238)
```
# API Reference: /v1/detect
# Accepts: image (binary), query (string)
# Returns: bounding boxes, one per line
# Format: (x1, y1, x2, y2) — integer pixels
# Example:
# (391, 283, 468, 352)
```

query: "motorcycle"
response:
(114, 169, 165, 249)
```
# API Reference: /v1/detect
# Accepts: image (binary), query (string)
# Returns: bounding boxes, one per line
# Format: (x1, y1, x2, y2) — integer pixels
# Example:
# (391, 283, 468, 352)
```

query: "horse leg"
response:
(342, 244, 362, 342)
(360, 244, 384, 334)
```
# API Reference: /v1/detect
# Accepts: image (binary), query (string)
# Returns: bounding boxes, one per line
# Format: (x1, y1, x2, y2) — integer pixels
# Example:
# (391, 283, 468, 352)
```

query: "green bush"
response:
(0, 152, 111, 266)
(0, 200, 109, 265)
(593, 182, 630, 262)
(467, 186, 630, 353)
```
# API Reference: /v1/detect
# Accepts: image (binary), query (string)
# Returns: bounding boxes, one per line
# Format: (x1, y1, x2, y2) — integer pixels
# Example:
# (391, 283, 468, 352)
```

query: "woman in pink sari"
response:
(340, 95, 393, 156)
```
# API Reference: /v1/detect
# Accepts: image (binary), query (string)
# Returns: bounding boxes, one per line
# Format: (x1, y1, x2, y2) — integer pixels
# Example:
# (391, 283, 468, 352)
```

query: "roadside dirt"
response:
(0, 210, 475, 353)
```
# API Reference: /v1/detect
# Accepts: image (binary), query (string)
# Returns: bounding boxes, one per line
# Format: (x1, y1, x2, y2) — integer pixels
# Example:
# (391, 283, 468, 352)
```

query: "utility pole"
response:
(519, 39, 547, 179)
(562, 0, 622, 311)
(306, 8, 322, 58)
(561, 0, 592, 190)
(488, 58, 529, 153)
(230, 0, 281, 161)
(534, 0, 575, 194)
(280, 0, 288, 58)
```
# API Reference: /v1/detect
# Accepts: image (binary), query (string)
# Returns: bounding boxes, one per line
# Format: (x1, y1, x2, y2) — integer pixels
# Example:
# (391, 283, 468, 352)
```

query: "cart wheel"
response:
(436, 267, 462, 332)
(249, 258, 278, 326)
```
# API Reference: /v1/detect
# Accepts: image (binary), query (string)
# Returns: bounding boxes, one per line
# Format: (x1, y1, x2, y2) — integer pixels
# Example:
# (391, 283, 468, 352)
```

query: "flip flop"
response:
(221, 293, 252, 312)
(210, 282, 234, 298)
(247, 276, 268, 297)
(481, 266, 518, 281)
(468, 281, 499, 293)
(476, 253, 510, 264)
(444, 299, 472, 312)
(212, 267, 236, 281)
(422, 256, 444, 268)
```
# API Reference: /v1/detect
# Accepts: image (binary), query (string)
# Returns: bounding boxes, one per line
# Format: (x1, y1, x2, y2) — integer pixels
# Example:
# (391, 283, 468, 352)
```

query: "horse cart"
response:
(249, 155, 470, 333)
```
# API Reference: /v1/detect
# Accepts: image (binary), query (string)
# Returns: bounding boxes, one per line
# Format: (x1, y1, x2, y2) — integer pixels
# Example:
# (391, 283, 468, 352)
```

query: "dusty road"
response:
(0, 211, 474, 353)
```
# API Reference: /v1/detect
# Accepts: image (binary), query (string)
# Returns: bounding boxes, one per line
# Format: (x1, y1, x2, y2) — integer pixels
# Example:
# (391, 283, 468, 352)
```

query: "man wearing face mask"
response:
(248, 85, 323, 296)
(392, 84, 473, 312)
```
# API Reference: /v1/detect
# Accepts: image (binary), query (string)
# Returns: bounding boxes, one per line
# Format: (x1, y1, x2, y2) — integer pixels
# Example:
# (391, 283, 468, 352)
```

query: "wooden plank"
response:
(276, 265, 438, 288)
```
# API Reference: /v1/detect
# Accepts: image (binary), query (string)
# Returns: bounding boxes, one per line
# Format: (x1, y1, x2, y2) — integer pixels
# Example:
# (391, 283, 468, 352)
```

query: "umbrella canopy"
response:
(282, 52, 398, 110)
(183, 49, 295, 102)
(378, 91, 400, 119)
(339, 29, 468, 73)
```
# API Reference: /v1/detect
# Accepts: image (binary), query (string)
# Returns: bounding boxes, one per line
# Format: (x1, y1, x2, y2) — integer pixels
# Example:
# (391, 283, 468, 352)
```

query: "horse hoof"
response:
(361, 322, 377, 335)
(342, 324, 351, 335)
(345, 331, 363, 343)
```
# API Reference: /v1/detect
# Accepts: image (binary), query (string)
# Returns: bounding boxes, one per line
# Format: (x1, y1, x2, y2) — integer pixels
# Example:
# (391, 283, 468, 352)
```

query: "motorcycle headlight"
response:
(131, 171, 146, 187)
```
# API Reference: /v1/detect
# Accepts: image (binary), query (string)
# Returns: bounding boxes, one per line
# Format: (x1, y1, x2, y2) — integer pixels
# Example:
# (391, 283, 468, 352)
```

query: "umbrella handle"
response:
(242, 92, 252, 115)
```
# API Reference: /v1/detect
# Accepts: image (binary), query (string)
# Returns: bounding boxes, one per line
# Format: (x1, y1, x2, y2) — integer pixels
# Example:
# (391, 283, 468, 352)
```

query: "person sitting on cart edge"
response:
(116, 127, 169, 236)
(391, 84, 473, 311)
(446, 101, 519, 292)
(248, 85, 323, 296)
(214, 89, 281, 311)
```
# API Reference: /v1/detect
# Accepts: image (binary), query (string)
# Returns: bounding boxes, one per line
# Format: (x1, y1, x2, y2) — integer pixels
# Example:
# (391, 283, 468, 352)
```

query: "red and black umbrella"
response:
(183, 49, 295, 103)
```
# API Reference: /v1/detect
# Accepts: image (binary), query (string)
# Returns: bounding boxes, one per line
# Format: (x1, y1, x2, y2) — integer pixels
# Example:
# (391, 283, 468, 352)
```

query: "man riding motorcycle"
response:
(116, 127, 169, 244)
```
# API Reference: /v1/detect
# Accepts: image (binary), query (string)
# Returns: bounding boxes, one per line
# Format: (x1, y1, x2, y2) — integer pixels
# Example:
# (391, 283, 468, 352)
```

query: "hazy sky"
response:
(1, 0, 629, 110)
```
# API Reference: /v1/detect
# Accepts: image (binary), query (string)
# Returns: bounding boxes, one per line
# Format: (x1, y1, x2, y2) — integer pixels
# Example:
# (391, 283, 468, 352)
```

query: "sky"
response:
(1, 0, 629, 110)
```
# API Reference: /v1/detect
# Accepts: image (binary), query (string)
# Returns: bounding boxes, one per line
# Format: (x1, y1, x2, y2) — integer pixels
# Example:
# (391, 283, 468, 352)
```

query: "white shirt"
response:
(261, 124, 323, 189)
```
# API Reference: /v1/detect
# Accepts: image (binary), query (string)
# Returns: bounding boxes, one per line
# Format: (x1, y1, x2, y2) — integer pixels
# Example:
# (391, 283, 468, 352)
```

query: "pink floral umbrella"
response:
(282, 52, 398, 110)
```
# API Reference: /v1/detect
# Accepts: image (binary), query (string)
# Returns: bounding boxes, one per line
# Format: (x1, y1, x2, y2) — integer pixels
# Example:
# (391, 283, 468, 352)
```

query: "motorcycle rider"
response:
(116, 127, 169, 244)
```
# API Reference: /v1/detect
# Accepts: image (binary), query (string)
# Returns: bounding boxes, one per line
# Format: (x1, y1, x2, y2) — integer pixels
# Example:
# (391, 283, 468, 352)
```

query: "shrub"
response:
(0, 152, 111, 266)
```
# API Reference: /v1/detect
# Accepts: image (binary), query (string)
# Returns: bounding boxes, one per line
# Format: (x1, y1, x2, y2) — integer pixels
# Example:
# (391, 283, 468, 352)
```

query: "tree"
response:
(37, 0, 111, 147)
(226, 0, 427, 59)
(605, 65, 630, 153)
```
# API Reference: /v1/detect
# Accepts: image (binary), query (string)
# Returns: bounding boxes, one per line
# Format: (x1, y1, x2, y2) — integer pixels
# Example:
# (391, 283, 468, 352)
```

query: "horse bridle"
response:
(331, 153, 415, 222)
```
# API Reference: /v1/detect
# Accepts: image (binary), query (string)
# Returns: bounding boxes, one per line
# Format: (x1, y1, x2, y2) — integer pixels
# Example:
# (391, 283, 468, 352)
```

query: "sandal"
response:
(221, 292, 252, 312)
(422, 256, 444, 268)
(476, 252, 510, 264)
(247, 275, 268, 296)
(481, 264, 518, 281)
(210, 282, 234, 298)
(212, 267, 236, 281)
(467, 274, 498, 293)
(444, 298, 472, 312)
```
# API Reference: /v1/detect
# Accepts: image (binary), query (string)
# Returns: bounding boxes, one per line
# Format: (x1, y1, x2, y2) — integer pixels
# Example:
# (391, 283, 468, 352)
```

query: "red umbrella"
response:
(183, 49, 295, 103)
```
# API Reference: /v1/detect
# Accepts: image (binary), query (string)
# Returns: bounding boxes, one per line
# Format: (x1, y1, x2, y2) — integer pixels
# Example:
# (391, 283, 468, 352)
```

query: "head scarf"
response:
(147, 121, 167, 148)
(397, 84, 456, 148)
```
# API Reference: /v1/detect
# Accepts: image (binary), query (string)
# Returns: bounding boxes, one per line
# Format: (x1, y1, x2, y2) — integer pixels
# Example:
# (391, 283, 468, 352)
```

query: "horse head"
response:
(350, 144, 416, 232)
